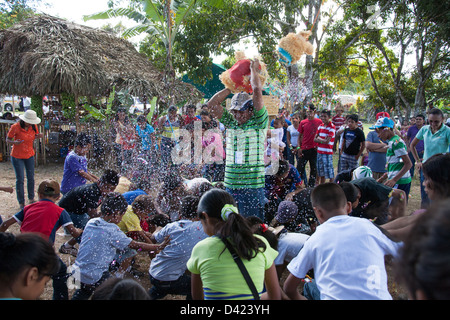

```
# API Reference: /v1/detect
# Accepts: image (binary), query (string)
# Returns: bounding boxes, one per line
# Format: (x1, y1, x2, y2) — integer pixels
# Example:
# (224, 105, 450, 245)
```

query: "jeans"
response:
(71, 271, 110, 300)
(420, 169, 430, 209)
(303, 279, 321, 300)
(298, 148, 317, 187)
(226, 187, 265, 220)
(149, 274, 192, 300)
(52, 257, 69, 300)
(11, 156, 35, 205)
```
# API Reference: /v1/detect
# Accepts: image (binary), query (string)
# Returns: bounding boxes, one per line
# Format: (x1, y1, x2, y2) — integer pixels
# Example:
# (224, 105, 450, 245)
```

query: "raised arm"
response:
(207, 88, 231, 120)
(250, 59, 263, 112)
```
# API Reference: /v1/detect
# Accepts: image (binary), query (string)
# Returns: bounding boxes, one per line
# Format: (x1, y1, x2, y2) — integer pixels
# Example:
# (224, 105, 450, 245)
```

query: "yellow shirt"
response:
(117, 206, 142, 234)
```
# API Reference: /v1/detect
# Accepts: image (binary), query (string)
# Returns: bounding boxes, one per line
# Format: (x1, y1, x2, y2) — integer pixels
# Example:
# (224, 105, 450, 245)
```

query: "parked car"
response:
(1, 95, 22, 112)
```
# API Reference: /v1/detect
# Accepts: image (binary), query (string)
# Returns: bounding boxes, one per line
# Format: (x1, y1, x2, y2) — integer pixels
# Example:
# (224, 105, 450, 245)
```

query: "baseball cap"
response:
(376, 112, 390, 119)
(229, 92, 253, 111)
(352, 166, 373, 180)
(275, 201, 298, 224)
(369, 117, 394, 129)
(38, 180, 60, 197)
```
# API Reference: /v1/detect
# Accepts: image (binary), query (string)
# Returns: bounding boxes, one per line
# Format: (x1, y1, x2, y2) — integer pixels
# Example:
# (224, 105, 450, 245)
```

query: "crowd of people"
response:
(1, 60, 450, 300)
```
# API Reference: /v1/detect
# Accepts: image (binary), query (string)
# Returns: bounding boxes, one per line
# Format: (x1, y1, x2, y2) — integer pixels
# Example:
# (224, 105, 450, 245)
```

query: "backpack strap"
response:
(221, 237, 260, 300)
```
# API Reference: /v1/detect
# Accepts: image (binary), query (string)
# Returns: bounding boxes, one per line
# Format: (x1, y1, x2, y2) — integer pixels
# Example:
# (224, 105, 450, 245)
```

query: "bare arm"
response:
(365, 141, 387, 153)
(283, 273, 307, 300)
(191, 273, 204, 300)
(0, 217, 17, 232)
(207, 88, 232, 120)
(250, 59, 263, 112)
(410, 137, 422, 170)
(260, 263, 281, 300)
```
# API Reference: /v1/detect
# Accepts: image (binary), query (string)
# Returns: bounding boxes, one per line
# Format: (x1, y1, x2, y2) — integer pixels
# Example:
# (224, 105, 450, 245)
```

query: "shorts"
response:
(317, 153, 334, 179)
(339, 153, 359, 173)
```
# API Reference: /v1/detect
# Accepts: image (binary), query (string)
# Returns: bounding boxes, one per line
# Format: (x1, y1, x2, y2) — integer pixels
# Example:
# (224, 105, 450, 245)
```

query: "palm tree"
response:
(84, 0, 224, 98)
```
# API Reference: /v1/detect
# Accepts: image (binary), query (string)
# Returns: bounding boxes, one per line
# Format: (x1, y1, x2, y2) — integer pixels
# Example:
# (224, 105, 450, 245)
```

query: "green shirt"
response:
(220, 106, 269, 189)
(187, 235, 278, 300)
(415, 124, 450, 162)
(386, 135, 411, 185)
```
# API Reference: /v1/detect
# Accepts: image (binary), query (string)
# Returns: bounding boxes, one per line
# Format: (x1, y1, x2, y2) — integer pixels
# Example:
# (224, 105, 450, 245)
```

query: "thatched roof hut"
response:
(0, 14, 202, 103)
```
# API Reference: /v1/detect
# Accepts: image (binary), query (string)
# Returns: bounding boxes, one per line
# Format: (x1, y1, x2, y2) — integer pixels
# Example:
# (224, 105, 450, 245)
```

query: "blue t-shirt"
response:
(150, 220, 207, 281)
(60, 151, 88, 194)
(122, 189, 147, 205)
(366, 130, 387, 173)
(74, 217, 132, 284)
(136, 123, 155, 151)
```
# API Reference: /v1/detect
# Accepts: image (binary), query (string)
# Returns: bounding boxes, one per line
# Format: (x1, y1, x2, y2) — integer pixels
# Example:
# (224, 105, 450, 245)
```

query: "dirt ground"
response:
(0, 160, 416, 300)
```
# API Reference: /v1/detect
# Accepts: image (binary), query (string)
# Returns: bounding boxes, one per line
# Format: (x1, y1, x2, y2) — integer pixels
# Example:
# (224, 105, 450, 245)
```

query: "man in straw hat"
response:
(206, 59, 269, 220)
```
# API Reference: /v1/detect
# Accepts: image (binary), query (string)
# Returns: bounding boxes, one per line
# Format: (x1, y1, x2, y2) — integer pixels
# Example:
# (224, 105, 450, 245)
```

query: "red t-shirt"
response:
(298, 118, 323, 150)
(332, 115, 345, 131)
(317, 121, 336, 155)
(14, 200, 72, 244)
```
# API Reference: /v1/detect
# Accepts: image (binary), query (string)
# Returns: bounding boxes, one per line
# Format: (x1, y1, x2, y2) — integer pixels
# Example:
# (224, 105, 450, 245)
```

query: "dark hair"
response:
(428, 108, 443, 118)
(246, 216, 278, 250)
(180, 195, 200, 219)
(422, 153, 450, 200)
(100, 192, 128, 215)
(311, 183, 348, 211)
(273, 118, 283, 125)
(162, 171, 183, 191)
(396, 200, 450, 299)
(19, 120, 37, 132)
(131, 195, 156, 213)
(347, 114, 359, 122)
(99, 169, 120, 186)
(147, 213, 170, 228)
(307, 103, 315, 111)
(92, 278, 150, 300)
(75, 133, 91, 147)
(186, 104, 196, 110)
(276, 160, 290, 177)
(415, 114, 425, 120)
(200, 109, 210, 117)
(0, 233, 60, 287)
(321, 110, 331, 117)
(137, 115, 147, 123)
(338, 181, 360, 203)
(197, 189, 266, 260)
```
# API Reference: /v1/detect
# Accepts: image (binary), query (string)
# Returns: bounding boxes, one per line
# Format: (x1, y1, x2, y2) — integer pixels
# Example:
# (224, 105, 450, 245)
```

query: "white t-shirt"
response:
(274, 232, 310, 266)
(287, 215, 402, 300)
(287, 125, 300, 147)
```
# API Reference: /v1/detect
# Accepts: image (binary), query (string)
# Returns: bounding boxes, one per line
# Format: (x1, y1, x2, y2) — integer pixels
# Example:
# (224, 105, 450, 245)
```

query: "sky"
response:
(35, 0, 256, 63)
(36, 0, 114, 27)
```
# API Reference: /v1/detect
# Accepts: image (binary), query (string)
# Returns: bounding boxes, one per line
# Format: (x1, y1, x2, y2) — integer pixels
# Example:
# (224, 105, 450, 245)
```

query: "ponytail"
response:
(198, 189, 266, 260)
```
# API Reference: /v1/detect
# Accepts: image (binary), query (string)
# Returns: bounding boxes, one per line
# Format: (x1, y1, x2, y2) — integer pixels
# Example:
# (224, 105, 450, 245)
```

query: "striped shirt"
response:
(317, 121, 335, 155)
(386, 135, 411, 185)
(332, 115, 345, 131)
(220, 107, 269, 189)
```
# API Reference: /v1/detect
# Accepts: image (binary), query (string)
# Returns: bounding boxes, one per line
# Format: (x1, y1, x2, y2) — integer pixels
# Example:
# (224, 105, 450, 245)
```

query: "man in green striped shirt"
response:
(373, 117, 412, 199)
(207, 59, 269, 219)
